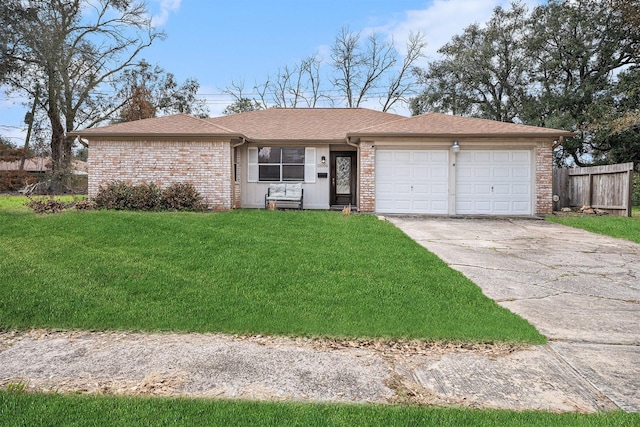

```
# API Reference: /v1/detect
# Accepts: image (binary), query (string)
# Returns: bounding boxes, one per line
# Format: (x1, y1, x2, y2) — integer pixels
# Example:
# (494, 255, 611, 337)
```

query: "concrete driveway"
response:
(387, 217, 640, 412)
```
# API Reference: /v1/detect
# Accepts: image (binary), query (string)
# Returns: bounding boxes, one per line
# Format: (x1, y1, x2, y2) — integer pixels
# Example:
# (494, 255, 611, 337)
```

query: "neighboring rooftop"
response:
(0, 157, 88, 174)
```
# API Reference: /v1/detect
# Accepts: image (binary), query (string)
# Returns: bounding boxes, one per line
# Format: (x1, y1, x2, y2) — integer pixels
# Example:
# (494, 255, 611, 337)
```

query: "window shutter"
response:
(248, 147, 258, 182)
(305, 147, 316, 183)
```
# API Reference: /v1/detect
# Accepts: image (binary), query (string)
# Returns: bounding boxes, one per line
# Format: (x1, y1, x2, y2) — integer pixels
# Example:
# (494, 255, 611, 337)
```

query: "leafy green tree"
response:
(222, 98, 263, 116)
(411, 2, 531, 122)
(524, 0, 640, 166)
(411, 0, 640, 167)
(590, 67, 640, 168)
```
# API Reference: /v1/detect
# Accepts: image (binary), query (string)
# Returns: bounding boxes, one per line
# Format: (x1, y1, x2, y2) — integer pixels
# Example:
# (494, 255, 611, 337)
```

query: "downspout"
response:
(552, 136, 564, 150)
(345, 136, 359, 149)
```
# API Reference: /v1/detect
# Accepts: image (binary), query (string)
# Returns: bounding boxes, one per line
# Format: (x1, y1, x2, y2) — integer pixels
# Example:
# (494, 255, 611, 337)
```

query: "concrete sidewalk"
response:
(387, 217, 640, 412)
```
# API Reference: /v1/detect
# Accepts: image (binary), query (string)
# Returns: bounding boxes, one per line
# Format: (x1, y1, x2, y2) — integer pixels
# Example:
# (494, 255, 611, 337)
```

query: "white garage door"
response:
(456, 150, 532, 215)
(376, 150, 449, 214)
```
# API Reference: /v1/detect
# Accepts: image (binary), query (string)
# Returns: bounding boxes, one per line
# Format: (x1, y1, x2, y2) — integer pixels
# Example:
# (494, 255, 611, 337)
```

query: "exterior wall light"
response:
(321, 155, 326, 165)
(452, 141, 460, 153)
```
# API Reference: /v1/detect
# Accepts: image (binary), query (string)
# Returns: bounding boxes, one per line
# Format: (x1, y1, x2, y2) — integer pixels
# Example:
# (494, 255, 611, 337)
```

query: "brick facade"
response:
(88, 139, 233, 210)
(358, 142, 376, 212)
(535, 140, 553, 215)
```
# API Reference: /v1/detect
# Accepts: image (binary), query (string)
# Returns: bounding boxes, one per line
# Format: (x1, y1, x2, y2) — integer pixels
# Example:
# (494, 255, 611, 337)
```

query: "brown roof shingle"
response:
(71, 114, 240, 138)
(349, 112, 575, 138)
(70, 109, 575, 142)
(207, 108, 405, 141)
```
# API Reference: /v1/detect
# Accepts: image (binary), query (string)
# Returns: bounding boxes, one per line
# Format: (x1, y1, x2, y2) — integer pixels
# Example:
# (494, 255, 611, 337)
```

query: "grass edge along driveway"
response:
(546, 208, 640, 244)
(0, 200, 543, 344)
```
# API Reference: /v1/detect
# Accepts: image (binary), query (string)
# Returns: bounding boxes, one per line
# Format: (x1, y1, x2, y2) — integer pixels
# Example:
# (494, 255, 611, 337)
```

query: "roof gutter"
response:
(232, 136, 247, 148)
(345, 136, 359, 148)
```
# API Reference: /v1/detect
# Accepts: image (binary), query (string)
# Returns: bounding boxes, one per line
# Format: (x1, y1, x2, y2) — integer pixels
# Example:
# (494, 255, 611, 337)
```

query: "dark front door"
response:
(330, 151, 357, 206)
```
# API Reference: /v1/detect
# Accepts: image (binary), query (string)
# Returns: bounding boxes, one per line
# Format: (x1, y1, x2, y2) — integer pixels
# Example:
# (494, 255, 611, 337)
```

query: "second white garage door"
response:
(376, 150, 449, 214)
(456, 150, 532, 215)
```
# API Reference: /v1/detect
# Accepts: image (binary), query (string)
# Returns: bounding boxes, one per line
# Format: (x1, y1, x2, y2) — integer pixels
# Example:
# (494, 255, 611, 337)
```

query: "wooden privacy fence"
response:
(553, 162, 635, 217)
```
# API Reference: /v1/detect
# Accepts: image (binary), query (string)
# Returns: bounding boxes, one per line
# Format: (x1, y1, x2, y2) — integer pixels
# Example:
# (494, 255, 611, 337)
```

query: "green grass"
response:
(1, 392, 637, 427)
(546, 209, 640, 244)
(0, 195, 543, 343)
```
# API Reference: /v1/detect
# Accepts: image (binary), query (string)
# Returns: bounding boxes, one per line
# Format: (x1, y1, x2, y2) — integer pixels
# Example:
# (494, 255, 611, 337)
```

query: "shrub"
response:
(130, 181, 163, 211)
(633, 173, 640, 207)
(93, 181, 206, 211)
(93, 181, 134, 210)
(162, 182, 206, 211)
(25, 196, 68, 214)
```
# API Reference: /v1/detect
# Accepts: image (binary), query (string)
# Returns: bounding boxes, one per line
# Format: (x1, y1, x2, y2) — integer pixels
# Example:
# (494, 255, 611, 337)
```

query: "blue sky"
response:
(0, 0, 542, 144)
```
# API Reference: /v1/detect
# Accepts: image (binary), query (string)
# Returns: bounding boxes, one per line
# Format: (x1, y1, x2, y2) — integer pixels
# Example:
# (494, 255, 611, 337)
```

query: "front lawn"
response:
(0, 197, 543, 343)
(546, 209, 640, 244)
(2, 392, 638, 427)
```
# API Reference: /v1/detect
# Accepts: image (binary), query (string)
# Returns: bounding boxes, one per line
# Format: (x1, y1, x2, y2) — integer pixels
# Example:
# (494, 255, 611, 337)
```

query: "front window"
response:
(258, 147, 305, 181)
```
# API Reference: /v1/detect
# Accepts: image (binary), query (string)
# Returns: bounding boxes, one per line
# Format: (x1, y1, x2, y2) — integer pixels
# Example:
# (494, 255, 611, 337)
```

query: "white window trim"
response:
(248, 146, 316, 183)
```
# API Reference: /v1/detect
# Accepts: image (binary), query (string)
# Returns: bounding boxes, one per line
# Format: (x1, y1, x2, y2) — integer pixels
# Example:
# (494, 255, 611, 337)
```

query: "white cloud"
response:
(367, 0, 542, 65)
(151, 0, 181, 27)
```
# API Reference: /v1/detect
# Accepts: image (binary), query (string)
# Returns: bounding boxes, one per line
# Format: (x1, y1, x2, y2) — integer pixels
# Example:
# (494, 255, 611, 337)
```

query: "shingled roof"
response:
(207, 108, 405, 142)
(349, 112, 575, 138)
(71, 114, 240, 138)
(71, 109, 574, 141)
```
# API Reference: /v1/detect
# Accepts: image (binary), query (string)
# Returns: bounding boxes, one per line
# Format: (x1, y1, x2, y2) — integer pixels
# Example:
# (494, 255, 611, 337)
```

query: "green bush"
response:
(93, 181, 206, 211)
(633, 172, 640, 206)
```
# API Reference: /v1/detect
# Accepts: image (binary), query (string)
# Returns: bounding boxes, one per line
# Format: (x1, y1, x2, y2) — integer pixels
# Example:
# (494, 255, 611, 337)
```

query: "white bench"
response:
(264, 183, 304, 210)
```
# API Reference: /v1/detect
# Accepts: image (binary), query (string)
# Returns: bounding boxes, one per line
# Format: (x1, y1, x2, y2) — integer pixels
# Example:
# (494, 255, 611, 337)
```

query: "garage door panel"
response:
(456, 150, 532, 215)
(513, 184, 529, 195)
(513, 201, 530, 212)
(493, 184, 510, 195)
(431, 166, 448, 178)
(513, 167, 530, 178)
(492, 152, 511, 162)
(376, 149, 449, 214)
(511, 151, 530, 162)
(474, 168, 491, 178)
(493, 167, 511, 178)
(393, 151, 411, 162)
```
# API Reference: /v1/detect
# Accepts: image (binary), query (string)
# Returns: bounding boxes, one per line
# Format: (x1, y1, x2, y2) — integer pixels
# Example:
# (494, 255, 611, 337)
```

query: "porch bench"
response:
(264, 183, 304, 210)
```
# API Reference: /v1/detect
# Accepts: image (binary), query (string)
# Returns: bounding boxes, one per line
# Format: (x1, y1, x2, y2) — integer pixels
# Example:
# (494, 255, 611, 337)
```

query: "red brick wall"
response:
(88, 139, 233, 210)
(358, 142, 376, 212)
(535, 140, 553, 215)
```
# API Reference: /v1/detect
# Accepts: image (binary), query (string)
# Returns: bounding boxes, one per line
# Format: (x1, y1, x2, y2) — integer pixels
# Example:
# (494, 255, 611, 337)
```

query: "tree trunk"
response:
(49, 110, 67, 171)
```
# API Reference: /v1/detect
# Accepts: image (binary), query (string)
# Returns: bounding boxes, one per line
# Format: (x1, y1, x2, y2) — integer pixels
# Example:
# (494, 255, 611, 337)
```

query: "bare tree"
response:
(331, 26, 426, 111)
(3, 0, 162, 171)
(223, 54, 330, 111)
(381, 32, 427, 111)
(222, 27, 425, 113)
